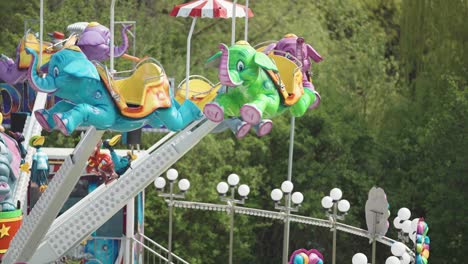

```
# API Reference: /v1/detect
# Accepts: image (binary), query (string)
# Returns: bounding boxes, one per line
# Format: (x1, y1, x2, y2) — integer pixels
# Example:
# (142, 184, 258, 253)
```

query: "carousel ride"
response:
(0, 0, 429, 263)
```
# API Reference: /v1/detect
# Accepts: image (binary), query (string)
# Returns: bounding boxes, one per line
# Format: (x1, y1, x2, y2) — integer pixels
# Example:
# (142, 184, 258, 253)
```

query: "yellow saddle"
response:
(267, 54, 304, 106)
(18, 33, 54, 69)
(175, 76, 221, 109)
(18, 33, 79, 70)
(96, 61, 171, 119)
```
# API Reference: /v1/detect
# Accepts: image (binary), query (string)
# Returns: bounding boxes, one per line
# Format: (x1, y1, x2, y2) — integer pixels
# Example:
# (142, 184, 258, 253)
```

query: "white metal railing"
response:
(134, 233, 189, 264)
(171, 200, 416, 259)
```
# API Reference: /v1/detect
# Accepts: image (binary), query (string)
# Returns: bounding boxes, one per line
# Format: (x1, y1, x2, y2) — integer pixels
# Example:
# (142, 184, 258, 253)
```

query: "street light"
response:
(393, 207, 418, 244)
(154, 168, 190, 263)
(217, 173, 250, 264)
(321, 187, 350, 264)
(270, 180, 304, 263)
(386, 241, 411, 264)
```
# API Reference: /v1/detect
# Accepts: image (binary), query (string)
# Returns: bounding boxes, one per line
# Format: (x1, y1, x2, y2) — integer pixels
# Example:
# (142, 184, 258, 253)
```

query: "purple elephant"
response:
(264, 34, 323, 109)
(0, 44, 28, 85)
(76, 22, 132, 61)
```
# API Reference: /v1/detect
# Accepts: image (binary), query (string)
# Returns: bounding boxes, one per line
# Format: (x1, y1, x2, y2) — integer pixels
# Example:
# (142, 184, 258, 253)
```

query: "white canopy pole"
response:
(39, 0, 43, 66)
(110, 0, 116, 73)
(244, 0, 249, 41)
(231, 0, 238, 45)
(186, 17, 198, 99)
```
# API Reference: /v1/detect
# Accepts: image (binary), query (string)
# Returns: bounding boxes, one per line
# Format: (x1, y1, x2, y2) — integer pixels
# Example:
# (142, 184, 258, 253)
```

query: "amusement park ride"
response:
(0, 0, 429, 263)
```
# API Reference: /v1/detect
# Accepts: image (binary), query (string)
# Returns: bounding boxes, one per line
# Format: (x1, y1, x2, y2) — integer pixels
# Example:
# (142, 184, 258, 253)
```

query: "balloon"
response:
(308, 253, 320, 264)
(299, 253, 309, 264)
(294, 254, 305, 264)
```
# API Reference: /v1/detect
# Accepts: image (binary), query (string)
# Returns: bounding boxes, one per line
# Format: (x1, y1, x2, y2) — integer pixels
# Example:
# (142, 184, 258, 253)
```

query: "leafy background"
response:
(0, 0, 466, 263)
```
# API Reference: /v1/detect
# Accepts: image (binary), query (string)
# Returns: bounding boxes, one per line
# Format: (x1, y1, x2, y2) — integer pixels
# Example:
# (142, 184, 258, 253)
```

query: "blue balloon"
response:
(294, 254, 305, 264)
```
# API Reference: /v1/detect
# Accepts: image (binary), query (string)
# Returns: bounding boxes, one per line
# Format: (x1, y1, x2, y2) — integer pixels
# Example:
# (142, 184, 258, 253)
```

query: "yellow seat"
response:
(18, 33, 55, 69)
(176, 76, 221, 109)
(268, 54, 304, 106)
(96, 62, 171, 119)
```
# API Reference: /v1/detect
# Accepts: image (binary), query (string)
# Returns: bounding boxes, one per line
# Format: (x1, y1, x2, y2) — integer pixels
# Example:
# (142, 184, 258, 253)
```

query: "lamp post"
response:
(386, 241, 411, 264)
(270, 180, 304, 263)
(216, 173, 250, 264)
(393, 207, 419, 245)
(154, 168, 191, 264)
(321, 188, 350, 264)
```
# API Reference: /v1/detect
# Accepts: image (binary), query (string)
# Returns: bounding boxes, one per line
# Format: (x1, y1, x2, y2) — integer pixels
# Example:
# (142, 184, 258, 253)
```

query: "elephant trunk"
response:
(113, 25, 131, 58)
(296, 37, 305, 66)
(26, 48, 57, 93)
(218, 44, 242, 87)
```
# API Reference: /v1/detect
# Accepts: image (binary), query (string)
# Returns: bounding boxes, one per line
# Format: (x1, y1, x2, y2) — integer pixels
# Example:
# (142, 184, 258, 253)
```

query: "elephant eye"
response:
(236, 61, 245, 72)
(53, 66, 60, 77)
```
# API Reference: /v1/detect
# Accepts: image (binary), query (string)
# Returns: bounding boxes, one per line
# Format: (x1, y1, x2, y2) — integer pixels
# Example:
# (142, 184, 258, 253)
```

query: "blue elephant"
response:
(26, 47, 202, 135)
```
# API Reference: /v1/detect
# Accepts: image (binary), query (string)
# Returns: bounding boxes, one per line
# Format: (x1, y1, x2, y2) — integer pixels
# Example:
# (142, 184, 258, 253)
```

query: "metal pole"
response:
(110, 0, 116, 74)
(168, 182, 174, 264)
(185, 17, 197, 100)
(39, 0, 43, 66)
(229, 187, 235, 264)
(282, 193, 291, 264)
(125, 197, 135, 264)
(371, 212, 378, 264)
(332, 203, 337, 264)
(231, 0, 238, 45)
(244, 0, 249, 41)
(282, 117, 295, 263)
(287, 117, 295, 182)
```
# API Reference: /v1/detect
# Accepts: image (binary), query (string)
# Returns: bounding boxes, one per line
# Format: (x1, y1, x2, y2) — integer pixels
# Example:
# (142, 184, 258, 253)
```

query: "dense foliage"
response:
(0, 0, 465, 263)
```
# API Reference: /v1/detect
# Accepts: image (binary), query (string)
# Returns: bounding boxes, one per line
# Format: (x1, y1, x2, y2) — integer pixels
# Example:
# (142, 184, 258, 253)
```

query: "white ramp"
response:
(30, 118, 217, 263)
(3, 127, 104, 264)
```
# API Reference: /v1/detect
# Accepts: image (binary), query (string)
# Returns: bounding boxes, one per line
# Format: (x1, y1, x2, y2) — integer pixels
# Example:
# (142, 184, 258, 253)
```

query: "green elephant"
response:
(204, 41, 316, 138)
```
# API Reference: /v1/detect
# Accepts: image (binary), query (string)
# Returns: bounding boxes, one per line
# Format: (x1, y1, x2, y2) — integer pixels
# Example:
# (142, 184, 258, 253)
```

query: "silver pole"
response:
(231, 0, 238, 45)
(282, 193, 291, 264)
(110, 0, 116, 74)
(282, 116, 295, 263)
(229, 187, 235, 264)
(332, 203, 337, 264)
(371, 212, 378, 264)
(168, 182, 174, 264)
(244, 0, 249, 41)
(185, 17, 197, 100)
(39, 0, 43, 66)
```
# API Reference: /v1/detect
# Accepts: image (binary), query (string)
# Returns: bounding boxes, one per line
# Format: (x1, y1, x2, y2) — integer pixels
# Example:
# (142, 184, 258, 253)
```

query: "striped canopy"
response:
(170, 0, 254, 18)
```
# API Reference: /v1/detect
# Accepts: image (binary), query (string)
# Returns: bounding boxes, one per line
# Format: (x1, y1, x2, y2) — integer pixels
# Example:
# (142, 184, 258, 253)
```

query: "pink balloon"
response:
(309, 253, 320, 264)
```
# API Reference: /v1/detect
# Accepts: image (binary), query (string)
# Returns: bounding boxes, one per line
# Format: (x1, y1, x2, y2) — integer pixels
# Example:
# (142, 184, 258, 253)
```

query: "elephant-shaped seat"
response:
(175, 75, 221, 109)
(95, 60, 171, 119)
(266, 53, 304, 106)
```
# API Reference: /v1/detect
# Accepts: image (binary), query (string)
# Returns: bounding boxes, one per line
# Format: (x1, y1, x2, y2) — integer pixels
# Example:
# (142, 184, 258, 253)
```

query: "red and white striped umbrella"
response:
(170, 0, 253, 18)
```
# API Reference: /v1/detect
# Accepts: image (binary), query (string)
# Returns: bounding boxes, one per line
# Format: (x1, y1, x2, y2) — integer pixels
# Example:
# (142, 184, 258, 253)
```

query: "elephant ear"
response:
(254, 52, 278, 72)
(206, 50, 222, 68)
(261, 42, 277, 54)
(63, 59, 100, 81)
(306, 44, 323, 63)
